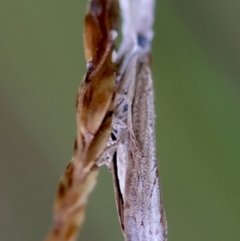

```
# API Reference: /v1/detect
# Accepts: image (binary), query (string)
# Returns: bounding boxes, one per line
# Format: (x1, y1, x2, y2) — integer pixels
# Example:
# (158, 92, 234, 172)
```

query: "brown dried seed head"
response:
(84, 14, 102, 63)
(44, 0, 120, 240)
(85, 110, 113, 168)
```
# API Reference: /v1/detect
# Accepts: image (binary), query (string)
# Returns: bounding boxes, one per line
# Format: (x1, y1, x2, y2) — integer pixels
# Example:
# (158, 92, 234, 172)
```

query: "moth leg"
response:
(96, 140, 119, 167)
(116, 91, 139, 150)
(114, 91, 140, 155)
(113, 116, 127, 130)
(96, 119, 128, 168)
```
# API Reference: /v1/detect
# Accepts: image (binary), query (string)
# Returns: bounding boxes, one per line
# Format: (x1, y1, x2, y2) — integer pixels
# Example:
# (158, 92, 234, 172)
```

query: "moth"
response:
(98, 0, 168, 240)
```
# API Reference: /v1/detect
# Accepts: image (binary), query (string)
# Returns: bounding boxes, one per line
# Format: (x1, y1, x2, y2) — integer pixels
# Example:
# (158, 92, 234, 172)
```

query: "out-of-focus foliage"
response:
(0, 1, 239, 241)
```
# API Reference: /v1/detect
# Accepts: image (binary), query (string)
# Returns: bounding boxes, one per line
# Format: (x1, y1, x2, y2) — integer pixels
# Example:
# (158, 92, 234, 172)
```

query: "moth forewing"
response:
(108, 45, 167, 240)
(123, 56, 166, 241)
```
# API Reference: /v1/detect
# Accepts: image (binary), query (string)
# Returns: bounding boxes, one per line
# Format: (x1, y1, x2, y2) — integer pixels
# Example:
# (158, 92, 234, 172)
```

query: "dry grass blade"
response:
(44, 0, 119, 241)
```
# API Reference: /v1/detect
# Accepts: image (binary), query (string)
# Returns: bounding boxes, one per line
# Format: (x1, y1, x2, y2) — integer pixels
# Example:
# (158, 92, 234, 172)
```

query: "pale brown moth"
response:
(44, 0, 120, 240)
(101, 0, 168, 240)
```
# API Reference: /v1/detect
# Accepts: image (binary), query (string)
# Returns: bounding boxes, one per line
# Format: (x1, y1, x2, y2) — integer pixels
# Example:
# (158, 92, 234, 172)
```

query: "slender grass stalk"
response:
(44, 1, 119, 240)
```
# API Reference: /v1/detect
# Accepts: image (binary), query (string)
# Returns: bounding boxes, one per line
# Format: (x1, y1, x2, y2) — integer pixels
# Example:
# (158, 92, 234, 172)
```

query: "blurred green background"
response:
(0, 0, 240, 240)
